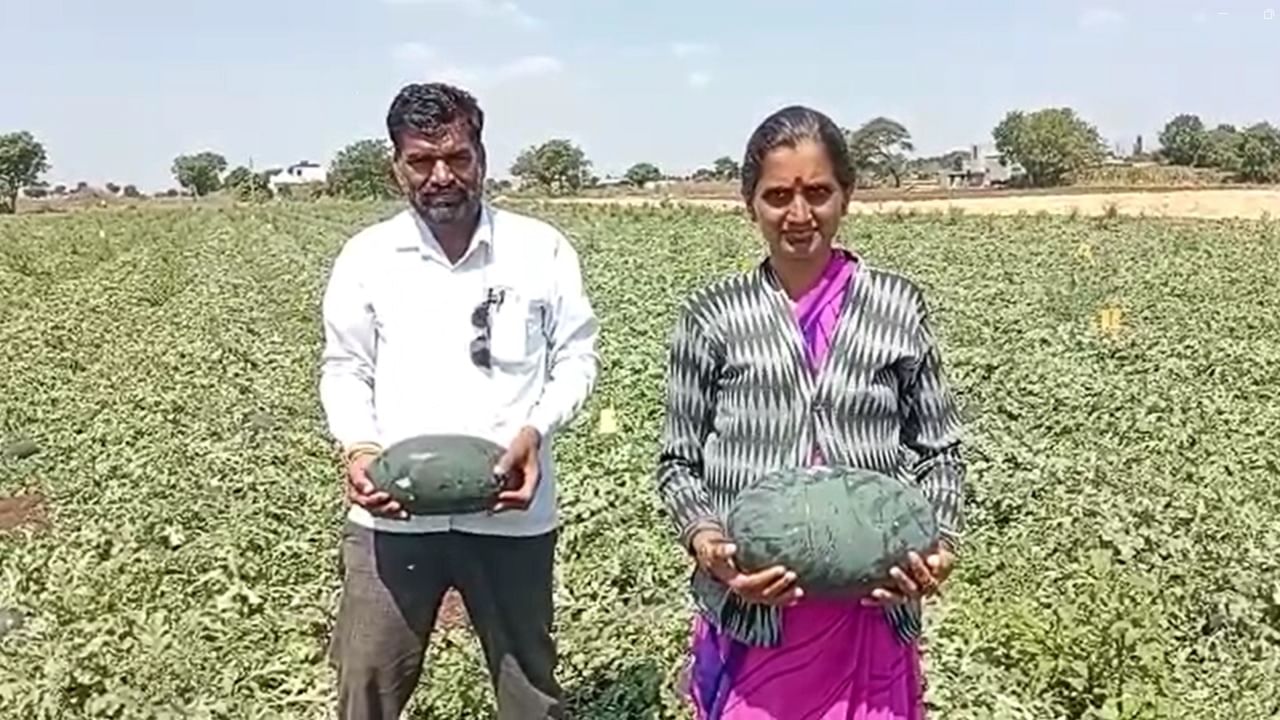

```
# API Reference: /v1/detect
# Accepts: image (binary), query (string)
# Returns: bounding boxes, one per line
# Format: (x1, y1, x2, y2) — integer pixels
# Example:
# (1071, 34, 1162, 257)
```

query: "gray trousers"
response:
(328, 522, 563, 720)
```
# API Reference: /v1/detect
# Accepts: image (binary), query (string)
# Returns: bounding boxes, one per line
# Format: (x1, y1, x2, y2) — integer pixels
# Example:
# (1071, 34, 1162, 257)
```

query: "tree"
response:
(624, 162, 662, 187)
(510, 139, 593, 196)
(484, 178, 513, 198)
(1235, 123, 1280, 183)
(712, 156, 741, 181)
(105, 182, 121, 195)
(172, 152, 227, 198)
(992, 108, 1105, 187)
(1158, 114, 1206, 166)
(122, 185, 141, 198)
(0, 131, 50, 214)
(1199, 124, 1242, 171)
(224, 166, 274, 202)
(846, 117, 915, 187)
(327, 139, 395, 200)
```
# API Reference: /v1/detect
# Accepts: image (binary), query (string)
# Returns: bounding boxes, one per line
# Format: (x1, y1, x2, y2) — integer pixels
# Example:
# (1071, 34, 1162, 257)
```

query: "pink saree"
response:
(686, 249, 926, 720)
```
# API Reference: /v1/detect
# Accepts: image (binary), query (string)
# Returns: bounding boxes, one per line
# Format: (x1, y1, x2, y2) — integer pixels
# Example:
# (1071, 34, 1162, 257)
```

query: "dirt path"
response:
(541, 188, 1280, 220)
(0, 493, 48, 532)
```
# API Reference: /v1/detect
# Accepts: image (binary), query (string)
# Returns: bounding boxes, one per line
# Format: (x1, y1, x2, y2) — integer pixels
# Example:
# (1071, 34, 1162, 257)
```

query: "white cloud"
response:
(492, 0, 540, 28)
(496, 55, 563, 80)
(393, 47, 564, 89)
(1078, 7, 1125, 30)
(687, 71, 712, 89)
(433, 65, 484, 87)
(383, 0, 541, 29)
(391, 42, 436, 63)
(671, 43, 716, 90)
(671, 41, 716, 58)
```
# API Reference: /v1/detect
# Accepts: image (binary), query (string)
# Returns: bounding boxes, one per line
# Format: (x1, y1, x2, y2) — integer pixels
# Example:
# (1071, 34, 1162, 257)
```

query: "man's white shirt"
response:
(318, 203, 599, 536)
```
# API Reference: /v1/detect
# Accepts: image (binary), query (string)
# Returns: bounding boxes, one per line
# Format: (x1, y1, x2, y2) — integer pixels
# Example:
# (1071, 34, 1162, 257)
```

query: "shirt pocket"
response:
(488, 291, 548, 368)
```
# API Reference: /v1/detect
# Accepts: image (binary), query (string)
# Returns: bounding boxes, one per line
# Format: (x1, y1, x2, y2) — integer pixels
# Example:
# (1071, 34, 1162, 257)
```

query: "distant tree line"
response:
(1157, 115, 1280, 183)
(511, 110, 1279, 193)
(4, 105, 1280, 212)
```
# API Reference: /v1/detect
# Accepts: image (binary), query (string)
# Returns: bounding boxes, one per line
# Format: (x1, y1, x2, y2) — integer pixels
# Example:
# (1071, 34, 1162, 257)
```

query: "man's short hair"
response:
(386, 83, 485, 153)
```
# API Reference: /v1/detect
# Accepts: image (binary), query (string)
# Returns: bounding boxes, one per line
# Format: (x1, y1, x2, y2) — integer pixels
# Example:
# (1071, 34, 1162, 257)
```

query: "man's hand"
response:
(493, 426, 542, 513)
(690, 527, 804, 607)
(862, 543, 956, 607)
(345, 450, 409, 520)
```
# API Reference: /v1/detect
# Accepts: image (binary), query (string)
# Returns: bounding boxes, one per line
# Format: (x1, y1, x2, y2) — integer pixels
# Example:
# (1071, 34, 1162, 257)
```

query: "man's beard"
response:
(412, 187, 478, 226)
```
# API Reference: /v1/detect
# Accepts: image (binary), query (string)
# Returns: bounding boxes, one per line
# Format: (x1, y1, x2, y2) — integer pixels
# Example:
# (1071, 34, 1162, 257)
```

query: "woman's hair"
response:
(740, 105, 855, 201)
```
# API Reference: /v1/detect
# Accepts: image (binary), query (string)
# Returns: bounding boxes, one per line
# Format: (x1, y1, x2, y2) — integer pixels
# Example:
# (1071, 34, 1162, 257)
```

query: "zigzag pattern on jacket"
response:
(655, 251, 967, 648)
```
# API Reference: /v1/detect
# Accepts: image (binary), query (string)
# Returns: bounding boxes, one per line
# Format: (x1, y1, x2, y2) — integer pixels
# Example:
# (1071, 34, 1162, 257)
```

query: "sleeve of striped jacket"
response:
(655, 303, 724, 550)
(901, 289, 967, 552)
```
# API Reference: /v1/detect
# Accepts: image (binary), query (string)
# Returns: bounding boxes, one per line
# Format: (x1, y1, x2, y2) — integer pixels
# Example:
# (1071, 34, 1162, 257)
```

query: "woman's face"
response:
(748, 139, 849, 264)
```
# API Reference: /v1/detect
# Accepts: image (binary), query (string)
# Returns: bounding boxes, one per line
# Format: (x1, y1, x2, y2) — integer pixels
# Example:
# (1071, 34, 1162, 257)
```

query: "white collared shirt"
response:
(318, 203, 600, 536)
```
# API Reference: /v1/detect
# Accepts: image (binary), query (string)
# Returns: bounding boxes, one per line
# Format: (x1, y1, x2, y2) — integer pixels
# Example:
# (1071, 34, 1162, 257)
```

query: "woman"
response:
(654, 105, 966, 720)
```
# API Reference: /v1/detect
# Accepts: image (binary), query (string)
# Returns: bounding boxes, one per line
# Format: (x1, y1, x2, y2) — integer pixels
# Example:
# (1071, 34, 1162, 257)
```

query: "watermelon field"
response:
(2, 201, 1279, 719)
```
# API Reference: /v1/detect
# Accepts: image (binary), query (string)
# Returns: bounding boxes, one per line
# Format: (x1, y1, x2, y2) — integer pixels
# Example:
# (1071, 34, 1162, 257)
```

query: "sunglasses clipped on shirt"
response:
(470, 288, 506, 370)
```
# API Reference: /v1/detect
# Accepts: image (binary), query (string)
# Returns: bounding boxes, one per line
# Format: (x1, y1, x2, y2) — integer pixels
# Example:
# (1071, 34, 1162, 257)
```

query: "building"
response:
(268, 161, 327, 191)
(941, 144, 1022, 188)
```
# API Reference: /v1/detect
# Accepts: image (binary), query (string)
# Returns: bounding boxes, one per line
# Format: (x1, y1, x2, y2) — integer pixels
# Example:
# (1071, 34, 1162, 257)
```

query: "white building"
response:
(269, 161, 327, 191)
(940, 144, 1023, 188)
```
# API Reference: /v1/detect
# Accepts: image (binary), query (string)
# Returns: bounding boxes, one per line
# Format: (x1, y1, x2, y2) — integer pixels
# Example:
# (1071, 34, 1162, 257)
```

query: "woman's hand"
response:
(862, 544, 956, 607)
(690, 527, 805, 607)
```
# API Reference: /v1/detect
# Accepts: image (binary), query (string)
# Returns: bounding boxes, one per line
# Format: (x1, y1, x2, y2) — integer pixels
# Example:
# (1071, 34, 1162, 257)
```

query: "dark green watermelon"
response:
(0, 608, 25, 641)
(2, 439, 39, 460)
(366, 434, 506, 516)
(247, 412, 276, 431)
(726, 466, 939, 596)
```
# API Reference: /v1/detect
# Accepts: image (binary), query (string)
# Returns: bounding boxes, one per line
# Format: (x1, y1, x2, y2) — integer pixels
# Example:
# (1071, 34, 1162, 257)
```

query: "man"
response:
(318, 82, 599, 720)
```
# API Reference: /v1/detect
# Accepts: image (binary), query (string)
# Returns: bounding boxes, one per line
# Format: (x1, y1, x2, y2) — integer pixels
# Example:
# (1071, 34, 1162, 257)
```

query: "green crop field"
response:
(2, 202, 1279, 719)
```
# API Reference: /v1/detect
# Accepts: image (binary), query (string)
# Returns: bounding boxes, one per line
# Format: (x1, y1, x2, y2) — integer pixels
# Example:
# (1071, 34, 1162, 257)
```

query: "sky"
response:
(4, 0, 1279, 191)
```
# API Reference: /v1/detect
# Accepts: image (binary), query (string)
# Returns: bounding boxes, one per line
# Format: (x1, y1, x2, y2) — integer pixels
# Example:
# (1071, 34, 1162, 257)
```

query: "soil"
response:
(841, 188, 1280, 220)
(0, 493, 49, 533)
(437, 588, 470, 631)
(542, 188, 1280, 220)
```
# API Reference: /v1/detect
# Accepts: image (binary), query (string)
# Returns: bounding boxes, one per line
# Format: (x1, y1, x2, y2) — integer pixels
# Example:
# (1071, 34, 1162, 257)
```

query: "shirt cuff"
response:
(340, 441, 383, 464)
(938, 529, 962, 556)
(524, 406, 559, 442)
(678, 516, 725, 553)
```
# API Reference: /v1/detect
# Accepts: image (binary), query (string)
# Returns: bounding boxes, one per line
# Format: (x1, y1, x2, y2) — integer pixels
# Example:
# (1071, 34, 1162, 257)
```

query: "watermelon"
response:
(247, 412, 276, 431)
(0, 608, 24, 641)
(2, 439, 39, 460)
(726, 466, 940, 596)
(365, 434, 507, 516)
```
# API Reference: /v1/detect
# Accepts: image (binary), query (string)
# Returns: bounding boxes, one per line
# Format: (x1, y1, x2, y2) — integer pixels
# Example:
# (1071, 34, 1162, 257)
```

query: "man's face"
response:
(393, 122, 486, 226)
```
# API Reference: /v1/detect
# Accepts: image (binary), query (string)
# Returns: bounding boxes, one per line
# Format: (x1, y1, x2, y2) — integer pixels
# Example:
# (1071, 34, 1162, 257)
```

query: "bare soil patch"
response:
(844, 188, 1280, 220)
(542, 188, 1280, 220)
(437, 588, 469, 631)
(0, 492, 49, 533)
